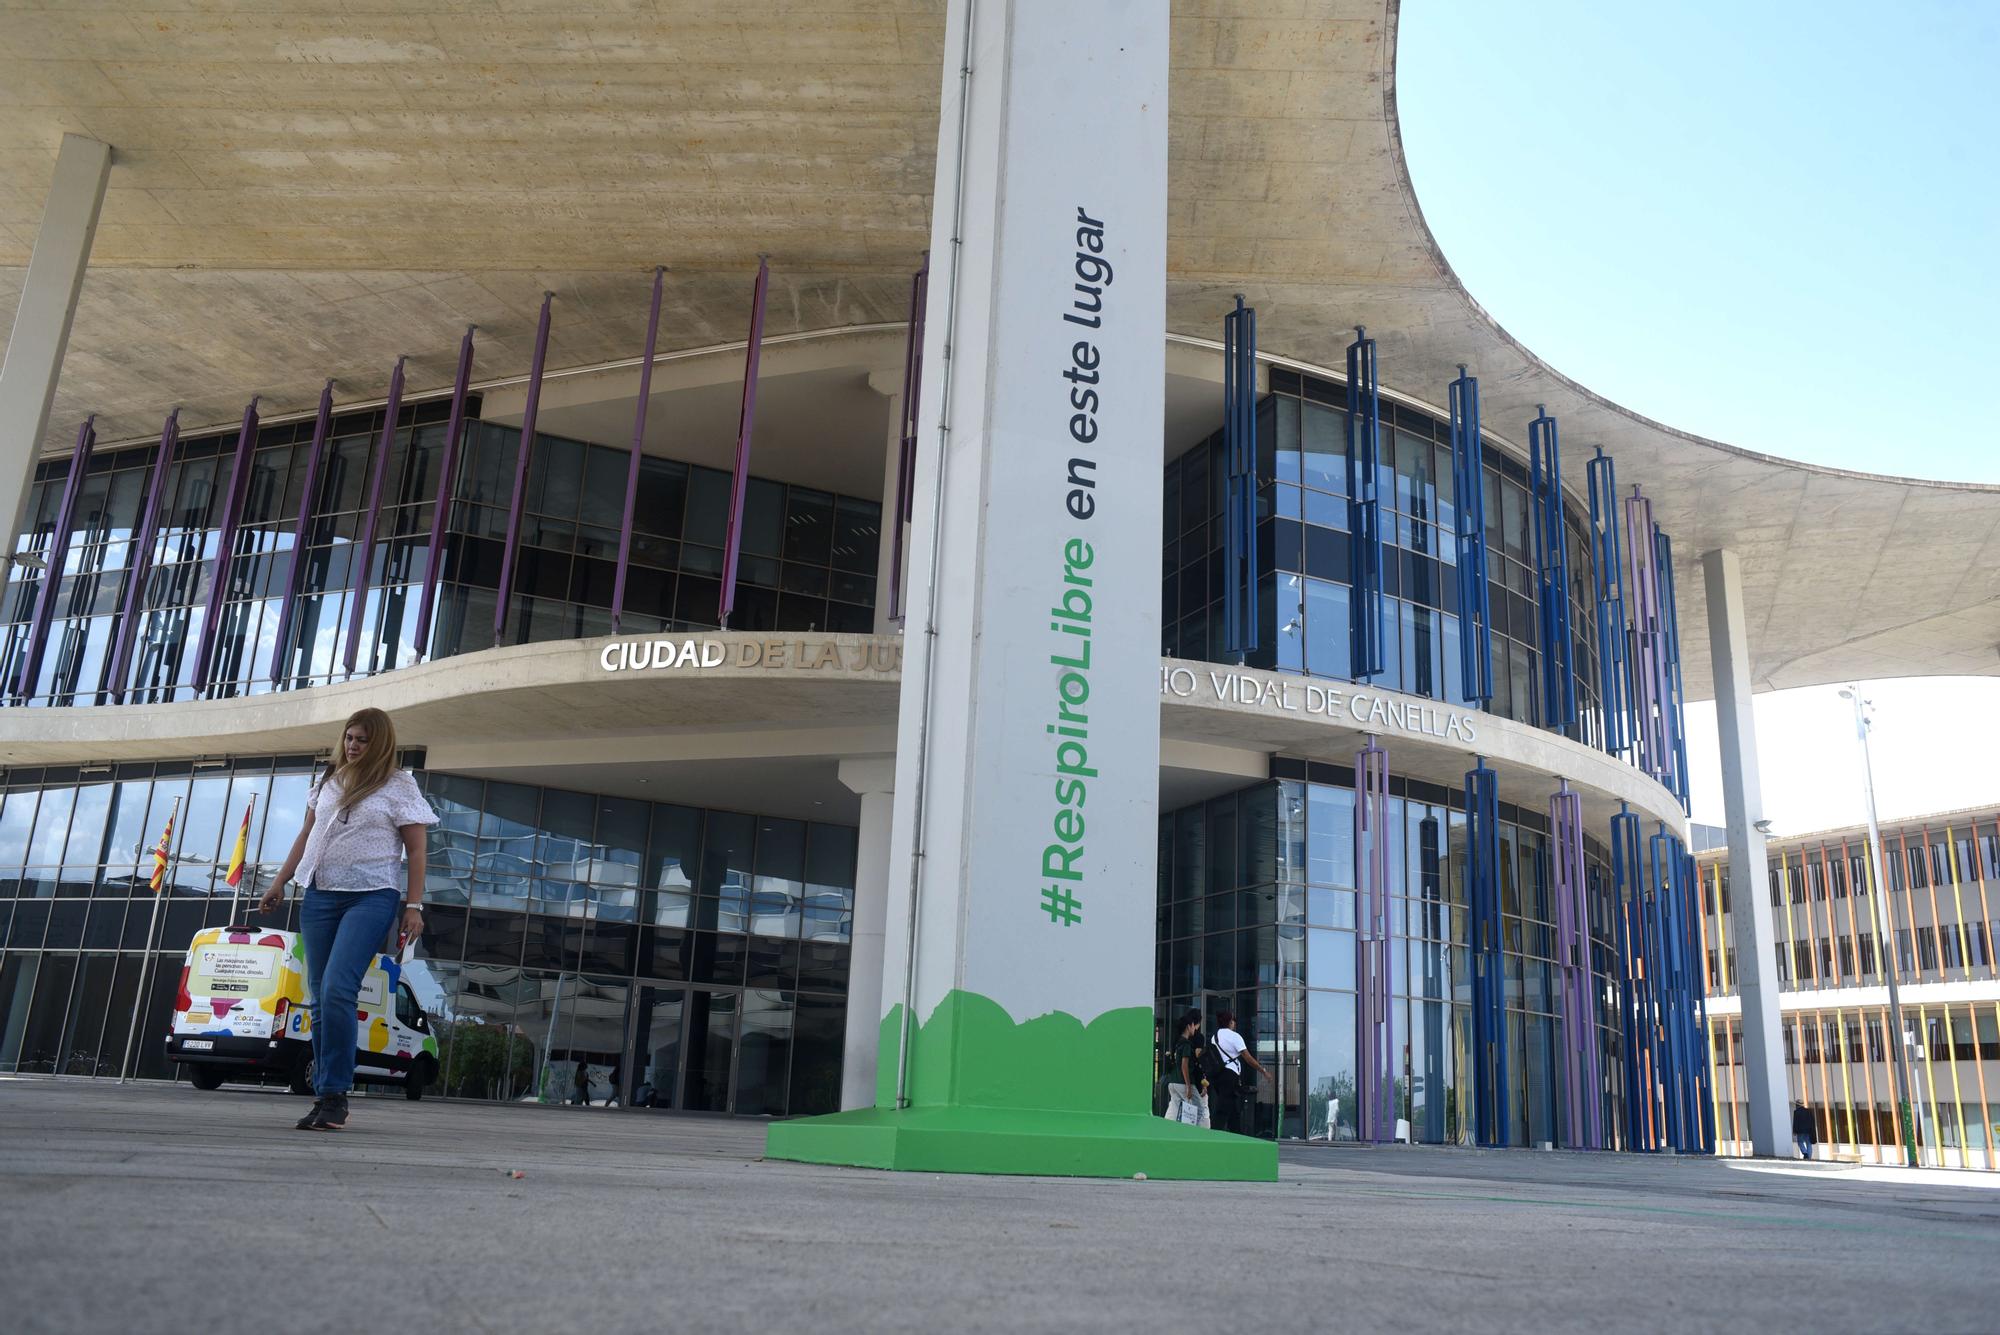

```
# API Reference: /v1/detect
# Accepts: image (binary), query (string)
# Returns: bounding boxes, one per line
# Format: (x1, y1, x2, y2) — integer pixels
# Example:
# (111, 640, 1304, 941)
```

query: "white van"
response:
(165, 924, 439, 1097)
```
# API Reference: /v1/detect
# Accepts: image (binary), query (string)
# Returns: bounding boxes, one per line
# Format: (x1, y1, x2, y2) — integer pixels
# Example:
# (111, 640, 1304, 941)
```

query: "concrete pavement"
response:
(1, 1076, 1993, 1334)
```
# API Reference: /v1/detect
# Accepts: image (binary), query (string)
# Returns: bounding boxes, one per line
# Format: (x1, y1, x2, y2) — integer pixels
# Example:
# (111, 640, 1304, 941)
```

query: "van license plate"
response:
(182, 1040, 213, 1051)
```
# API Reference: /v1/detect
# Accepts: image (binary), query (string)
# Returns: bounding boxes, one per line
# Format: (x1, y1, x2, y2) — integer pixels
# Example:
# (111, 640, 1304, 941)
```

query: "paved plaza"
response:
(1, 1077, 1993, 1334)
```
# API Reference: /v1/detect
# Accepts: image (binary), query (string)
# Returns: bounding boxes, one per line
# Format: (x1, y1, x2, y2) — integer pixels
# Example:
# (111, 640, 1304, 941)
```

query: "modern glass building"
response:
(3, 0, 1995, 1164)
(1, 336, 1710, 1155)
(1699, 807, 2000, 1169)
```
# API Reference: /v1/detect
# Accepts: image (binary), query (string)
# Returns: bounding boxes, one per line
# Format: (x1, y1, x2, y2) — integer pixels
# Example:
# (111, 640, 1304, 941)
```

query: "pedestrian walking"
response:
(260, 707, 437, 1132)
(1161, 1008, 1208, 1127)
(575, 1061, 593, 1106)
(1792, 1101, 1816, 1160)
(1206, 1009, 1269, 1136)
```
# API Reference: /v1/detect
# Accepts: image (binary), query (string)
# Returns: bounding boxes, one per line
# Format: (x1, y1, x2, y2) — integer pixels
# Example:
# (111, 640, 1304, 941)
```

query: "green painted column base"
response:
(765, 1104, 1278, 1181)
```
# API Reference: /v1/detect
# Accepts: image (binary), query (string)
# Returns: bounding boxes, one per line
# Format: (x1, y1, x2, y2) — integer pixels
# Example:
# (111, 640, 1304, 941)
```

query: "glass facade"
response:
(1158, 765, 1624, 1147)
(1, 404, 882, 707)
(1700, 815, 2000, 1169)
(1163, 369, 1601, 744)
(0, 759, 855, 1117)
(2, 359, 1690, 1145)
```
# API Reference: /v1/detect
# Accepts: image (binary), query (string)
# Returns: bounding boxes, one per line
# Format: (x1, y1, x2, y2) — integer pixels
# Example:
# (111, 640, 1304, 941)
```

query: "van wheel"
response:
(405, 1057, 436, 1101)
(188, 1066, 226, 1091)
(288, 1053, 315, 1097)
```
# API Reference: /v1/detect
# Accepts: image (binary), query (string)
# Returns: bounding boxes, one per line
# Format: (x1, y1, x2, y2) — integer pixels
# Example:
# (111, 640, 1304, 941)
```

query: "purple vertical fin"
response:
(107, 408, 180, 702)
(341, 357, 406, 677)
(612, 269, 666, 636)
(268, 382, 335, 687)
(412, 328, 475, 663)
(888, 255, 928, 624)
(493, 291, 555, 645)
(189, 396, 261, 697)
(1551, 781, 1601, 1148)
(12, 415, 97, 700)
(718, 256, 770, 627)
(1355, 736, 1393, 1142)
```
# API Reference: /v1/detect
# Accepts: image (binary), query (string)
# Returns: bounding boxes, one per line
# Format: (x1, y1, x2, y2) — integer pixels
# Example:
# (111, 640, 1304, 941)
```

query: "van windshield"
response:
(189, 943, 283, 998)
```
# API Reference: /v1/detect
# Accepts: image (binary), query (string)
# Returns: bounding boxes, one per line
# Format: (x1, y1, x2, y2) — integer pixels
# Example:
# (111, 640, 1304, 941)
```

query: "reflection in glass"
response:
(1307, 989, 1356, 1141)
(734, 988, 793, 1115)
(632, 987, 684, 1109)
(684, 990, 737, 1112)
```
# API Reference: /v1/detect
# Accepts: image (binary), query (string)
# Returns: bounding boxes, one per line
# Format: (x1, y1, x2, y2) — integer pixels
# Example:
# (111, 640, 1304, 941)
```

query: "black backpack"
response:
(1199, 1031, 1228, 1084)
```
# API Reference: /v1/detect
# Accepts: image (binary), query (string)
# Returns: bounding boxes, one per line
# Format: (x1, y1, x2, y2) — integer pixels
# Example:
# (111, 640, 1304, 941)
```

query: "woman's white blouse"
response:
(295, 770, 438, 892)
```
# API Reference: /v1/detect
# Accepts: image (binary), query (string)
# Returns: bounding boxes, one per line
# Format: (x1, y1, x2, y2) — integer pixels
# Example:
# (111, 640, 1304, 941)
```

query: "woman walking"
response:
(260, 707, 436, 1131)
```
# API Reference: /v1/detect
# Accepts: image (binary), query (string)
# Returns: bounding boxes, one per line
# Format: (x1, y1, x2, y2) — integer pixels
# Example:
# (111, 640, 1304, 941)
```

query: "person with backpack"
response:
(1206, 1009, 1269, 1135)
(1161, 1008, 1208, 1127)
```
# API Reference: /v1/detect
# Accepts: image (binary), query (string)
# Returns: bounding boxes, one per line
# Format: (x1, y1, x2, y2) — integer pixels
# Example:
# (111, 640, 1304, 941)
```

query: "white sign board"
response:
(888, 0, 1168, 1034)
(195, 947, 274, 981)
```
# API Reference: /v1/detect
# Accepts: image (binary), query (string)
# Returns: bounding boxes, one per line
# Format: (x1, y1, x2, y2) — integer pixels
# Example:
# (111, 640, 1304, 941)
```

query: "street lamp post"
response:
(1840, 685, 1922, 1168)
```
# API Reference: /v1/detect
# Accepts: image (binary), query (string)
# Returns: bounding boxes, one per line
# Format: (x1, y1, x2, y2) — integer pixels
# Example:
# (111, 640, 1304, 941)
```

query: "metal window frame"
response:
(718, 257, 771, 627)
(188, 398, 261, 697)
(492, 291, 555, 645)
(412, 328, 477, 661)
(341, 356, 406, 677)
(610, 271, 666, 637)
(12, 416, 97, 701)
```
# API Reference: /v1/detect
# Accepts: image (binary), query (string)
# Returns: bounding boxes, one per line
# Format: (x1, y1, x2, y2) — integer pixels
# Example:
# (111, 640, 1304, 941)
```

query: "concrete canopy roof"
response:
(2, 1, 1996, 702)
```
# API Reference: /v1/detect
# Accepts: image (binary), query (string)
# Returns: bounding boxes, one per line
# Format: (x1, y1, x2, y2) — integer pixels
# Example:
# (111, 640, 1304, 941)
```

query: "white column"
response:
(0, 135, 110, 557)
(865, 370, 905, 636)
(837, 757, 896, 1109)
(1701, 547, 1789, 1157)
(879, 0, 1169, 1081)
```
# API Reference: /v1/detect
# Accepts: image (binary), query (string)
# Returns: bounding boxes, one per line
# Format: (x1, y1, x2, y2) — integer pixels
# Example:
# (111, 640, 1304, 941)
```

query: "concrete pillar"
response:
(1701, 547, 1789, 1157)
(0, 135, 111, 558)
(837, 756, 895, 1109)
(864, 370, 904, 636)
(768, 0, 1266, 1180)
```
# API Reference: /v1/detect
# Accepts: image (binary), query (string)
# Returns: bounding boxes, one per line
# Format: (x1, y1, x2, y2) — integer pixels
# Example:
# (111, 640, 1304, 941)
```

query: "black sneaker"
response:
(295, 1098, 326, 1131)
(305, 1094, 349, 1131)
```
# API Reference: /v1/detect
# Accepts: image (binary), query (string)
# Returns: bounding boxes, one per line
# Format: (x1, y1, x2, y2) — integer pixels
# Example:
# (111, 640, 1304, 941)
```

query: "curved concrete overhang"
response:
(0, 632, 907, 767)
(0, 632, 1687, 835)
(5, 1, 1995, 700)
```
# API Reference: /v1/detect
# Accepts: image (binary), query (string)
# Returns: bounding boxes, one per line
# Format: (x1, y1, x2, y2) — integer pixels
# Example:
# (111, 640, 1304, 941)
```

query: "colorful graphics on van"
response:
(173, 927, 437, 1070)
(173, 927, 305, 1042)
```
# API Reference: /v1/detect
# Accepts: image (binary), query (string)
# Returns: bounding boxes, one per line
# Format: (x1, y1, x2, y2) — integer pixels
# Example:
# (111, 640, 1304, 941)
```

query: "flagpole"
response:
(225, 793, 257, 924)
(121, 796, 181, 1084)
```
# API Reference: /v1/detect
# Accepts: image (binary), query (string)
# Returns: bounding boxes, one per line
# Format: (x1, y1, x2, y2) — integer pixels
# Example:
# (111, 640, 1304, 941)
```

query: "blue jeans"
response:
(300, 885, 400, 1097)
(1795, 1134, 1814, 1159)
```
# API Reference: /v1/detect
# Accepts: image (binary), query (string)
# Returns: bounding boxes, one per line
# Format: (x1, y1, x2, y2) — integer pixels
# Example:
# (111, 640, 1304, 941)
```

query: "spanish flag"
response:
(148, 807, 176, 893)
(224, 795, 255, 889)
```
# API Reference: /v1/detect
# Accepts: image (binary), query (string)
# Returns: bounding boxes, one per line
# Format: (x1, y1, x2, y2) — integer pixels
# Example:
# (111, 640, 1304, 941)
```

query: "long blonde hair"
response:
(326, 707, 398, 812)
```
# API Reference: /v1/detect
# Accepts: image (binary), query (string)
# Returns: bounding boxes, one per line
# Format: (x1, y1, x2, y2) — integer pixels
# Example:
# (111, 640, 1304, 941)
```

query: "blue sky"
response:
(1397, 0, 1999, 483)
(1398, 1, 2000, 831)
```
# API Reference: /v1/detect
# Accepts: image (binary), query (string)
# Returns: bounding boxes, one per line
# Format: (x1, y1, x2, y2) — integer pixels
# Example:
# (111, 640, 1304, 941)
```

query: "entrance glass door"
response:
(629, 987, 685, 1109)
(628, 986, 742, 1114)
(683, 990, 737, 1111)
